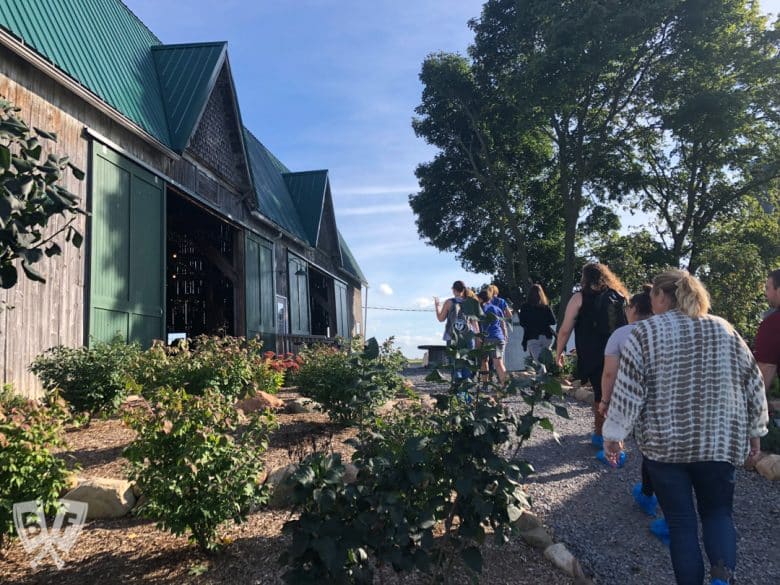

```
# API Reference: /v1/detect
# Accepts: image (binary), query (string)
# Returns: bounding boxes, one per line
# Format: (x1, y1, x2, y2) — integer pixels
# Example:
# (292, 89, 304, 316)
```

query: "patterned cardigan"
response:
(602, 309, 769, 466)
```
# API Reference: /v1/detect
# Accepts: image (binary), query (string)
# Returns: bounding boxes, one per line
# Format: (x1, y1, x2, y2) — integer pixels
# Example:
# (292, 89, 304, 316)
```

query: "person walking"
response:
(435, 281, 481, 380)
(486, 284, 512, 318)
(518, 284, 556, 362)
(602, 269, 768, 585)
(596, 284, 669, 541)
(556, 263, 629, 447)
(477, 289, 508, 384)
(754, 268, 780, 410)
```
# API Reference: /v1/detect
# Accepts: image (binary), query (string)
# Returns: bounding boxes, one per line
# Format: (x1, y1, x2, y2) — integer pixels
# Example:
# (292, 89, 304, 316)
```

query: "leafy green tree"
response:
(0, 98, 85, 290)
(622, 1, 779, 272)
(469, 0, 680, 318)
(592, 229, 672, 295)
(698, 197, 780, 341)
(410, 52, 559, 295)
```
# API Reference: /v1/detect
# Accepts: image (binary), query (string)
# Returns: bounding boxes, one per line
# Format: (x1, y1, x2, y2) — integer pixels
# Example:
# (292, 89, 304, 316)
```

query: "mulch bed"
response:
(0, 388, 572, 585)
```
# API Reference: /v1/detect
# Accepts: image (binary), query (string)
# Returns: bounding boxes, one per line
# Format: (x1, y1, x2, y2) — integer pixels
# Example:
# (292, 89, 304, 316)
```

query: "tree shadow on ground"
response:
(60, 444, 127, 471)
(268, 419, 347, 452)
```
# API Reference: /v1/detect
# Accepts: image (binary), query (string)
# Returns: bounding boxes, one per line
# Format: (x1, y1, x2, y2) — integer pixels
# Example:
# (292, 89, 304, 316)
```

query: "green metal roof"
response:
(0, 0, 171, 145)
(152, 42, 226, 152)
(283, 171, 329, 246)
(243, 128, 308, 241)
(338, 230, 367, 284)
(0, 0, 365, 285)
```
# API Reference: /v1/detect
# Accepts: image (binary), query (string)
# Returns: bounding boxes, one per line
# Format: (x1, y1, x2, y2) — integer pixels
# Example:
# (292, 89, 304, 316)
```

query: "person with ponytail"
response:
(602, 270, 768, 585)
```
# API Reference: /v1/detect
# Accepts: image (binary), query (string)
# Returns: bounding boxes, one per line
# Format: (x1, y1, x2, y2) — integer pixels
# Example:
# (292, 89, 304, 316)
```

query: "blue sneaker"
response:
(596, 449, 626, 468)
(710, 580, 729, 585)
(650, 517, 670, 546)
(632, 483, 658, 516)
(591, 433, 603, 448)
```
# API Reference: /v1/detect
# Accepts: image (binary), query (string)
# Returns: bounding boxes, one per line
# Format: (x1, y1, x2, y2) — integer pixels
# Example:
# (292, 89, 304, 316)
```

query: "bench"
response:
(417, 344, 448, 368)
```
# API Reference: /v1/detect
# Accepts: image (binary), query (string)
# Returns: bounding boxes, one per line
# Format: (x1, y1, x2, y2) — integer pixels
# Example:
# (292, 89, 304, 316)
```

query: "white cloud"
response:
(413, 296, 434, 309)
(378, 283, 394, 296)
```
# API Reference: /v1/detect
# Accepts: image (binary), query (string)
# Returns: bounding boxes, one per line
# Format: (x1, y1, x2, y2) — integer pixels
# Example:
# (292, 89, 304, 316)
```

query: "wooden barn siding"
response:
(0, 47, 167, 396)
(0, 46, 364, 393)
(0, 56, 87, 396)
(350, 286, 363, 337)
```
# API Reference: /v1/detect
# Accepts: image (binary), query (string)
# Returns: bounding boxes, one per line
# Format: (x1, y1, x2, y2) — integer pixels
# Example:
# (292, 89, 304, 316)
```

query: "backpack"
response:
(592, 289, 628, 338)
(446, 298, 469, 345)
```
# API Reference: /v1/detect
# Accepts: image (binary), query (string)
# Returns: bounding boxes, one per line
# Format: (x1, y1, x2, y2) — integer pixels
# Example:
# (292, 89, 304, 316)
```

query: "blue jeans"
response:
(645, 459, 736, 585)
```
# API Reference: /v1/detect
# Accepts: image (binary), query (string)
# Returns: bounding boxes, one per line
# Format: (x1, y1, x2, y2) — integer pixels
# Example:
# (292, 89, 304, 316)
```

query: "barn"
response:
(0, 0, 366, 394)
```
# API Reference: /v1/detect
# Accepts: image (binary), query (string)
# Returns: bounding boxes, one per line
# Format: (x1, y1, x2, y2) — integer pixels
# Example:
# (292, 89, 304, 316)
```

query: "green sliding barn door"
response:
(334, 280, 349, 337)
(89, 144, 165, 346)
(246, 233, 275, 347)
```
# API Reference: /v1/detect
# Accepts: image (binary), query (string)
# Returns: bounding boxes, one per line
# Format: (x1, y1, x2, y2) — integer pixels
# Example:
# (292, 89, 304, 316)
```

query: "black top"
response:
(518, 303, 557, 349)
(574, 288, 626, 380)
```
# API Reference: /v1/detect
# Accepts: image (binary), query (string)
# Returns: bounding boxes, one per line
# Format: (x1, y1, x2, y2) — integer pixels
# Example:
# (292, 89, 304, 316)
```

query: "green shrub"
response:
(292, 337, 406, 426)
(124, 387, 275, 552)
(0, 400, 75, 549)
(29, 337, 141, 416)
(132, 336, 281, 400)
(280, 346, 568, 583)
(0, 383, 28, 410)
(761, 422, 780, 455)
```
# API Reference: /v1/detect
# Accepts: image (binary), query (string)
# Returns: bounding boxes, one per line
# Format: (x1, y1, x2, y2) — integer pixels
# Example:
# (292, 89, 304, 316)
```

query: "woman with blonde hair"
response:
(602, 269, 768, 585)
(556, 263, 629, 447)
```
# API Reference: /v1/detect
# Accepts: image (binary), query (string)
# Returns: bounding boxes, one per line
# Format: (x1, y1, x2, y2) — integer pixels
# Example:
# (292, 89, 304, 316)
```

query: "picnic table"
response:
(418, 344, 448, 368)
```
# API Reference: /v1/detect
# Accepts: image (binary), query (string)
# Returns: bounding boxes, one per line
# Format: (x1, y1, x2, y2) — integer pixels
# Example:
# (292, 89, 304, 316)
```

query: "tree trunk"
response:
(500, 199, 531, 298)
(557, 179, 582, 324)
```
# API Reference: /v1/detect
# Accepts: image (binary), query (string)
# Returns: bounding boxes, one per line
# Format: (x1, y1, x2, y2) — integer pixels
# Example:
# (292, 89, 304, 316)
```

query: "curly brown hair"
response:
(580, 263, 629, 300)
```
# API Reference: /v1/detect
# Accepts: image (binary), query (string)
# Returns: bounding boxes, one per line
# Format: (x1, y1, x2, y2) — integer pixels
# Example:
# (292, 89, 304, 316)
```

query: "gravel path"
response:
(406, 367, 780, 585)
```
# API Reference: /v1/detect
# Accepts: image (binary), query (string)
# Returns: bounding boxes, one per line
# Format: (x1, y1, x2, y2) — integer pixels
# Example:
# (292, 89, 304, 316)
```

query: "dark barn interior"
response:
(166, 190, 237, 338)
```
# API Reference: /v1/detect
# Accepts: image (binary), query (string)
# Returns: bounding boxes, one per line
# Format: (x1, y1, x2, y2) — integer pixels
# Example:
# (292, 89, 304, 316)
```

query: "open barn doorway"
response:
(308, 267, 336, 337)
(166, 189, 239, 339)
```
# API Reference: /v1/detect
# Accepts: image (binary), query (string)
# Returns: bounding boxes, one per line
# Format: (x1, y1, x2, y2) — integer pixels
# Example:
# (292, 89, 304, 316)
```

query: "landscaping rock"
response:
(574, 387, 595, 404)
(234, 392, 284, 413)
(755, 453, 780, 481)
(64, 477, 136, 519)
(343, 463, 359, 484)
(521, 526, 554, 549)
(267, 464, 299, 507)
(515, 510, 543, 532)
(560, 384, 574, 396)
(286, 397, 320, 414)
(544, 543, 578, 577)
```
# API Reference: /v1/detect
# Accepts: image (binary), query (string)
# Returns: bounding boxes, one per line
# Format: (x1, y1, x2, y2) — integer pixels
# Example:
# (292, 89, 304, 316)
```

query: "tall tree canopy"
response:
(623, 0, 780, 271)
(410, 52, 560, 296)
(412, 0, 779, 327)
(468, 0, 679, 317)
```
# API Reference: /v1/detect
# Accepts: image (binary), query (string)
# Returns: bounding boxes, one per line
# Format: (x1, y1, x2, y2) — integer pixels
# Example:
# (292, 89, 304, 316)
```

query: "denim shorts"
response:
(484, 338, 505, 359)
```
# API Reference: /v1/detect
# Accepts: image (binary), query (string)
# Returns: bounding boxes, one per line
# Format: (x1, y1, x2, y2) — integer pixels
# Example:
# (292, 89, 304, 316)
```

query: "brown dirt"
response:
(0, 389, 572, 585)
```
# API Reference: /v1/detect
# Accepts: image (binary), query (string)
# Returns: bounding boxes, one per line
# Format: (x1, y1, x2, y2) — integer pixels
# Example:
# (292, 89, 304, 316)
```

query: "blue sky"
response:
(124, 0, 780, 358)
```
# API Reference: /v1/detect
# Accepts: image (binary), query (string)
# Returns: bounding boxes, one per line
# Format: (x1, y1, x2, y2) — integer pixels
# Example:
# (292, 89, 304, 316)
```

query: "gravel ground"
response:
(406, 367, 780, 585)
